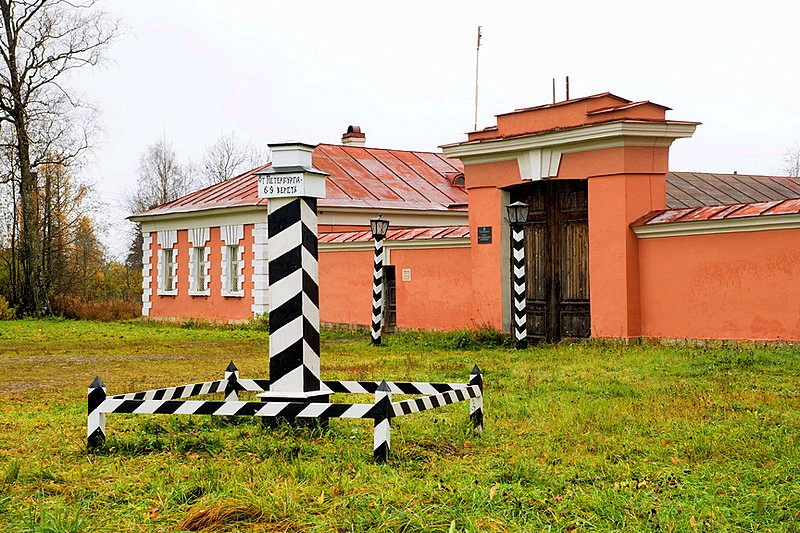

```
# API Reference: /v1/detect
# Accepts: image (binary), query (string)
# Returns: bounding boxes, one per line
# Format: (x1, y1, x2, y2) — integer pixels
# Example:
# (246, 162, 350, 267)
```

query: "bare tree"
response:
(784, 145, 800, 178)
(199, 132, 266, 186)
(0, 0, 117, 316)
(127, 137, 195, 214)
(125, 137, 195, 275)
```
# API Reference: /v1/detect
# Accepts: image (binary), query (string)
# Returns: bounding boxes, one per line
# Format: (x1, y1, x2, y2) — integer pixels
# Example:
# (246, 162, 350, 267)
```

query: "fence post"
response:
(373, 380, 392, 463)
(469, 365, 484, 434)
(88, 376, 107, 449)
(224, 361, 240, 401)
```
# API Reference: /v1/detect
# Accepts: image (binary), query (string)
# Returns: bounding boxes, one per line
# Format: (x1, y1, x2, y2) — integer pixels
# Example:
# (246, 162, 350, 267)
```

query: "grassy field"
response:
(0, 319, 799, 532)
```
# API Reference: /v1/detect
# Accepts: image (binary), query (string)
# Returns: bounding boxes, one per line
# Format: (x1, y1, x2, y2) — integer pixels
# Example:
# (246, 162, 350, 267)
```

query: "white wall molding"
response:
(141, 233, 153, 316)
(136, 207, 265, 234)
(156, 230, 178, 296)
(442, 120, 698, 180)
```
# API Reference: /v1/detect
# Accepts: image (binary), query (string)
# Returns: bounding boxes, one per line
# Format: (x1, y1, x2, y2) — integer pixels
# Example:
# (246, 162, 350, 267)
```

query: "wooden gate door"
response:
(512, 180, 590, 343)
(382, 265, 397, 333)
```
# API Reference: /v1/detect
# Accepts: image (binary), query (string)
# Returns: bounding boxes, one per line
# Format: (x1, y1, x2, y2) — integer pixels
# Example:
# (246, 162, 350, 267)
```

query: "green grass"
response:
(1, 319, 799, 531)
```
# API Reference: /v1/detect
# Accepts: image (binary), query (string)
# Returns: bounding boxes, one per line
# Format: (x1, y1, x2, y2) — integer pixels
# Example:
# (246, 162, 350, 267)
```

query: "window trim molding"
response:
(156, 230, 178, 296)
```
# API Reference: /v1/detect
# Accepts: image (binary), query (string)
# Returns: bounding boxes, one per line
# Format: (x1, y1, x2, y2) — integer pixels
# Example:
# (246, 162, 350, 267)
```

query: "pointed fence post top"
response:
(226, 361, 238, 372)
(470, 364, 481, 376)
(377, 380, 390, 393)
(90, 376, 105, 389)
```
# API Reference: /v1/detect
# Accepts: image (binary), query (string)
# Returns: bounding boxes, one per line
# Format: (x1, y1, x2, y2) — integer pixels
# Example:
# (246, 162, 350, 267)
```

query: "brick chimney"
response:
(341, 125, 366, 146)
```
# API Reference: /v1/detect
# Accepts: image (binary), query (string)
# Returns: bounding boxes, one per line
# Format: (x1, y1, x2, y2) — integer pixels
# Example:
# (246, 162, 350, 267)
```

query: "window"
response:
(222, 243, 244, 297)
(227, 245, 240, 292)
(158, 248, 176, 295)
(190, 246, 210, 295)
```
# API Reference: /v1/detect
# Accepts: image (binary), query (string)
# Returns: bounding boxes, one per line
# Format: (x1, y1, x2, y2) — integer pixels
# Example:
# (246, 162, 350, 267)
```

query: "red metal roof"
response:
(133, 144, 466, 218)
(636, 173, 800, 227)
(633, 198, 800, 227)
(665, 172, 800, 208)
(319, 226, 469, 244)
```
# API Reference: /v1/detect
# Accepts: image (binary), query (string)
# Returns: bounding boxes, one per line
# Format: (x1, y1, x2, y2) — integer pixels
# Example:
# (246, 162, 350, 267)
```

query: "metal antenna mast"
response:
(473, 26, 482, 131)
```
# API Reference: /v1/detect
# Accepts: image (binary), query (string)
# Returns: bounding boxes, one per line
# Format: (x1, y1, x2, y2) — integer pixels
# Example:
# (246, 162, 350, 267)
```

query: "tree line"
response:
(0, 0, 264, 319)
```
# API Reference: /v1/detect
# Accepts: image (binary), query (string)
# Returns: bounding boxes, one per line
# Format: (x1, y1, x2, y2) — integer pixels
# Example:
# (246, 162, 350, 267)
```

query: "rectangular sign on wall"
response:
(477, 226, 492, 244)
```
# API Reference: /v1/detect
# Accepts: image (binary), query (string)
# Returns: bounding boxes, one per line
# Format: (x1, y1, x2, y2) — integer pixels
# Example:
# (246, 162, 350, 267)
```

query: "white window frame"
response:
(188, 227, 211, 296)
(189, 246, 211, 295)
(221, 225, 245, 298)
(157, 230, 178, 296)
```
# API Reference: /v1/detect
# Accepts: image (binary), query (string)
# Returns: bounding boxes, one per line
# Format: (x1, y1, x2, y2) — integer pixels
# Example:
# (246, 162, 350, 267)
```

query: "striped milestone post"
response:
(469, 365, 484, 434)
(507, 201, 530, 349)
(370, 215, 389, 346)
(87, 376, 106, 449)
(255, 143, 329, 413)
(373, 380, 392, 463)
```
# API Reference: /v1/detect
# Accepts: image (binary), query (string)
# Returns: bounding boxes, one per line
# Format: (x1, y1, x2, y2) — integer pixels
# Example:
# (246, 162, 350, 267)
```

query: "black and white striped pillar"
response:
(469, 365, 484, 434)
(87, 376, 106, 449)
(267, 196, 322, 394)
(255, 143, 329, 406)
(371, 234, 385, 346)
(373, 380, 392, 463)
(511, 224, 527, 349)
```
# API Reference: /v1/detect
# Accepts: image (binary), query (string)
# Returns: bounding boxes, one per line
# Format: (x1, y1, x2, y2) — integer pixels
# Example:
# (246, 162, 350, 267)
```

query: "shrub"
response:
(54, 298, 141, 321)
(0, 295, 15, 320)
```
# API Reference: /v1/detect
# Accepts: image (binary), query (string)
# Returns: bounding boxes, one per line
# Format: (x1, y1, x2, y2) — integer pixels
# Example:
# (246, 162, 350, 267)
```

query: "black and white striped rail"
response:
(370, 233, 385, 346)
(88, 363, 484, 463)
(268, 197, 322, 394)
(511, 224, 527, 349)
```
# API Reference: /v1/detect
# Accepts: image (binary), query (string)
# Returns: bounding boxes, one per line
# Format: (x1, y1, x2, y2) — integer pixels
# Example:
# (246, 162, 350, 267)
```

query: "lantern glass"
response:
(506, 201, 530, 226)
(370, 215, 390, 239)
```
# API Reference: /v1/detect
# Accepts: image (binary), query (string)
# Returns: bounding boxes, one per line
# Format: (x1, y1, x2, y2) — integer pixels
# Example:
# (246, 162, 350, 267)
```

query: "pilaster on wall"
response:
(588, 173, 666, 338)
(141, 233, 153, 316)
(251, 222, 269, 316)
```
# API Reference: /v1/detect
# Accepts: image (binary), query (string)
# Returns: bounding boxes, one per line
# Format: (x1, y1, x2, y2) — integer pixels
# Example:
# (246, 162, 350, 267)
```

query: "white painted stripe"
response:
(302, 247, 319, 281)
(270, 315, 303, 354)
(269, 270, 303, 308)
(270, 367, 304, 393)
(302, 293, 320, 326)
(270, 225, 302, 261)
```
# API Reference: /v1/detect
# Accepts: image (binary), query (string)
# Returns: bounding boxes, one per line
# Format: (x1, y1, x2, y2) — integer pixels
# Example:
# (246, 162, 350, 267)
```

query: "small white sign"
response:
(401, 268, 411, 282)
(257, 174, 305, 198)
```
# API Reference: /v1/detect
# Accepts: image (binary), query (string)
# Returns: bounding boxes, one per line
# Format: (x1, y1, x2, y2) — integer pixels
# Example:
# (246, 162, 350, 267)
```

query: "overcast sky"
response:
(79, 0, 800, 258)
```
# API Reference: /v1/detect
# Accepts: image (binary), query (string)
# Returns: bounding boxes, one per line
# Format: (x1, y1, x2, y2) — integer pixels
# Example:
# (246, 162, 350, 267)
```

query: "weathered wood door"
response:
(512, 180, 590, 343)
(383, 265, 397, 333)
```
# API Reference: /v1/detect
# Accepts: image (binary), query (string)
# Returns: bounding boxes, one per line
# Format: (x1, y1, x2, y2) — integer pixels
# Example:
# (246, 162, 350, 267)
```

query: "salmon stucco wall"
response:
(319, 249, 373, 327)
(149, 225, 255, 322)
(638, 229, 800, 341)
(389, 247, 472, 330)
(319, 246, 473, 330)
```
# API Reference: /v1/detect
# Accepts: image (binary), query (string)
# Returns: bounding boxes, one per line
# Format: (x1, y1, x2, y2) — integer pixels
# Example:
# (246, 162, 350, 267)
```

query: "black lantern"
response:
(370, 215, 390, 239)
(506, 201, 530, 227)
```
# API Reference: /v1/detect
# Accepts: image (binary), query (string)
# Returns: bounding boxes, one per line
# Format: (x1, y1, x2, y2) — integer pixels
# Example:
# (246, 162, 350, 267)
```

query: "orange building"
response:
(132, 94, 800, 342)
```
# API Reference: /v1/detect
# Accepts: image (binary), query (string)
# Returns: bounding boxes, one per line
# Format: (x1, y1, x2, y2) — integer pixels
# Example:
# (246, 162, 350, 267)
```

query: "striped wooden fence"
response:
(88, 362, 484, 463)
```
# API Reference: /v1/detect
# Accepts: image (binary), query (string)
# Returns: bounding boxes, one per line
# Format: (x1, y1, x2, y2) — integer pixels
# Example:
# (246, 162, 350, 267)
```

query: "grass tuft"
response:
(178, 501, 265, 531)
(3, 459, 20, 484)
